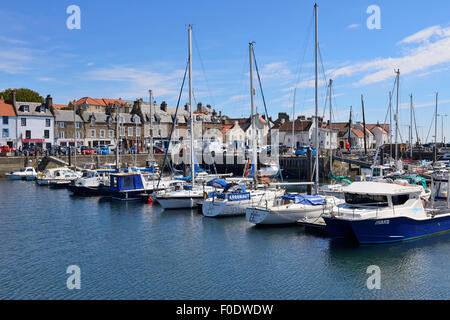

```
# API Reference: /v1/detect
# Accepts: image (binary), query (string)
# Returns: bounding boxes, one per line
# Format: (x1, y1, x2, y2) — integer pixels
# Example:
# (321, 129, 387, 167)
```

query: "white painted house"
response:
(0, 99, 18, 148)
(13, 94, 55, 150)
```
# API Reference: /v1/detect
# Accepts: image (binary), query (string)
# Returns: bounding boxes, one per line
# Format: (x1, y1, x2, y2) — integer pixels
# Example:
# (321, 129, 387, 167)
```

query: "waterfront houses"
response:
(0, 99, 17, 148)
(54, 109, 84, 147)
(14, 93, 55, 150)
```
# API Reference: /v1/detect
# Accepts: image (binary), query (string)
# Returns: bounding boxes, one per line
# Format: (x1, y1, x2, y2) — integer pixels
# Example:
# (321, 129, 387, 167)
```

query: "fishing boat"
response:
(323, 181, 450, 244)
(68, 169, 116, 196)
(246, 194, 343, 225)
(107, 172, 174, 201)
(5, 167, 37, 181)
(36, 168, 80, 186)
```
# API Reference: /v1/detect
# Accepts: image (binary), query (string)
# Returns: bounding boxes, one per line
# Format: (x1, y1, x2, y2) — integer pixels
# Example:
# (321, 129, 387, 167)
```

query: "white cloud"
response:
(0, 35, 27, 45)
(326, 25, 450, 86)
(347, 24, 360, 29)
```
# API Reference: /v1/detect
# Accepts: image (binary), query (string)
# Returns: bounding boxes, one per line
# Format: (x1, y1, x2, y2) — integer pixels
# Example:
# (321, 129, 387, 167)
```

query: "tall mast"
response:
(410, 94, 413, 159)
(188, 25, 195, 187)
(329, 79, 333, 174)
(115, 104, 120, 169)
(395, 69, 400, 167)
(314, 3, 319, 194)
(149, 89, 154, 167)
(292, 88, 296, 152)
(73, 103, 77, 168)
(434, 92, 438, 165)
(389, 91, 392, 161)
(249, 42, 257, 185)
(361, 94, 367, 155)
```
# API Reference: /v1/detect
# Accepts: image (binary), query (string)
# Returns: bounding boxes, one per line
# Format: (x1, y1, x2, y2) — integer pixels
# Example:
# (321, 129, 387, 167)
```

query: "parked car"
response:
(278, 144, 289, 154)
(153, 146, 165, 154)
(0, 145, 15, 153)
(295, 146, 316, 157)
(129, 146, 139, 154)
(97, 146, 110, 155)
(22, 147, 37, 156)
(81, 146, 96, 155)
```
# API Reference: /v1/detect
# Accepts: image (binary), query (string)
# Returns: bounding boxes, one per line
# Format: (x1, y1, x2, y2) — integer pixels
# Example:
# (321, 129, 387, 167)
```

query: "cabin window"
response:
(372, 168, 381, 177)
(345, 193, 389, 207)
(392, 194, 410, 206)
(123, 176, 134, 189)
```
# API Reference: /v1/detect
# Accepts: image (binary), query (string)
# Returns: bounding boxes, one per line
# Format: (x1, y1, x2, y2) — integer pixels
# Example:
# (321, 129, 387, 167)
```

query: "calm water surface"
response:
(0, 180, 448, 299)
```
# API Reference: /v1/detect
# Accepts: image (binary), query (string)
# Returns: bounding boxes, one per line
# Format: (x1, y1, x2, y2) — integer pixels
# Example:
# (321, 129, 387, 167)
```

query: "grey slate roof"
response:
(15, 101, 53, 117)
(54, 110, 83, 122)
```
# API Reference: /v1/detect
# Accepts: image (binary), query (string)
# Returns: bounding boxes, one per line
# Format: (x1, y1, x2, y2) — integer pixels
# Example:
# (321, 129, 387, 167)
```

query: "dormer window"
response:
(90, 118, 95, 126)
(22, 105, 29, 112)
(40, 106, 45, 113)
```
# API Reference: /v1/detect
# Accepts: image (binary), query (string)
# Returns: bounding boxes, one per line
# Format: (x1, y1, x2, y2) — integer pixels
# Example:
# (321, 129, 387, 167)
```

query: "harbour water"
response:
(0, 180, 448, 300)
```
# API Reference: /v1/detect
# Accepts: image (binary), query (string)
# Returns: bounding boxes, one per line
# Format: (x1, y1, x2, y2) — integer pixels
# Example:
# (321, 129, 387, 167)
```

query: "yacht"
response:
(202, 182, 284, 217)
(68, 169, 115, 196)
(36, 168, 80, 186)
(323, 181, 450, 244)
(246, 194, 343, 225)
(5, 167, 37, 181)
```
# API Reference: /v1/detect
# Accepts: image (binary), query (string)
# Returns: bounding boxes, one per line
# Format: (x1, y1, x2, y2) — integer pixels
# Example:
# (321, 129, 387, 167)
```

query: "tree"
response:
(0, 88, 44, 103)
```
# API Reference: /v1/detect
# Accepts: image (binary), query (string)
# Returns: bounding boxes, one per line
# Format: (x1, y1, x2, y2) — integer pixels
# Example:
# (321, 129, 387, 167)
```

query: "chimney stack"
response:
(160, 101, 167, 112)
(11, 90, 16, 108)
(45, 94, 53, 109)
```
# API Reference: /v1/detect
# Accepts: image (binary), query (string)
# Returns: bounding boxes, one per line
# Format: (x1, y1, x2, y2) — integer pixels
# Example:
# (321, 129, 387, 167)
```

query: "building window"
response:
(59, 131, 65, 139)
(44, 130, 50, 139)
(91, 129, 96, 138)
(58, 122, 65, 128)
(128, 127, 133, 136)
(21, 118, 26, 126)
(100, 130, 105, 138)
(22, 105, 29, 112)
(91, 119, 95, 126)
(2, 128, 8, 138)
(136, 127, 141, 136)
(25, 130, 31, 139)
(119, 116, 124, 123)
(158, 129, 162, 136)
(75, 122, 82, 129)
(109, 130, 114, 138)
(120, 127, 125, 137)
(40, 107, 45, 113)
(2, 116, 8, 124)
(76, 131, 82, 139)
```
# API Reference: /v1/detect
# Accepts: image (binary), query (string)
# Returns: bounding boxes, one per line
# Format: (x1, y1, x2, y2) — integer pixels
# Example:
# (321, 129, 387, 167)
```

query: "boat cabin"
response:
(342, 182, 423, 208)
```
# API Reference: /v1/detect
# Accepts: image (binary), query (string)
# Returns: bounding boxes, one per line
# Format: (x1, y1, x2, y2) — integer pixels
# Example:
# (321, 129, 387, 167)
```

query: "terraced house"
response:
(13, 92, 55, 150)
(0, 99, 17, 148)
(54, 109, 84, 147)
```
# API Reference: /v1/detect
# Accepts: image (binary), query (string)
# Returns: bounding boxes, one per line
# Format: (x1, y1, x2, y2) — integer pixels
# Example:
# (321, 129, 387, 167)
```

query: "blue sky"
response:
(1, 0, 449, 143)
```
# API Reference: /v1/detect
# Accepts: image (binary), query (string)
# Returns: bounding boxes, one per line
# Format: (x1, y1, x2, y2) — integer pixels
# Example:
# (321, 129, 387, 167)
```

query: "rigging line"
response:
(412, 100, 420, 144)
(425, 109, 436, 143)
(251, 46, 284, 182)
(291, 9, 315, 104)
(157, 60, 189, 190)
(192, 31, 216, 108)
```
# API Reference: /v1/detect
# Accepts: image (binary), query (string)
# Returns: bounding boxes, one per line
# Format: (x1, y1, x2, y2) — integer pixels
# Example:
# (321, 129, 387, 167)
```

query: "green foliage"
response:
(0, 88, 44, 103)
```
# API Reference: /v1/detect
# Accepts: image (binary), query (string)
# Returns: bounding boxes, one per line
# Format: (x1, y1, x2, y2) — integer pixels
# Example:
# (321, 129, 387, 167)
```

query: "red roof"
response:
(352, 129, 365, 137)
(0, 100, 16, 116)
(53, 104, 68, 110)
(221, 124, 234, 134)
(74, 97, 126, 106)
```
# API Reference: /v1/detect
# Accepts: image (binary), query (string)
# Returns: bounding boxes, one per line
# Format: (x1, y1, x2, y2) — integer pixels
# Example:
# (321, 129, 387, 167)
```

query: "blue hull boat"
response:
(324, 214, 450, 244)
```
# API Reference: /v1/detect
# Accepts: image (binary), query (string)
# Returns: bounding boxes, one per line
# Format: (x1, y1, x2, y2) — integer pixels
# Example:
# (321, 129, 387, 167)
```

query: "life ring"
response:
(420, 196, 427, 208)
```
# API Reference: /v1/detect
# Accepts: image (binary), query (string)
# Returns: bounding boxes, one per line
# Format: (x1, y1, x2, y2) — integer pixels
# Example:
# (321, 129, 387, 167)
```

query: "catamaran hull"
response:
(324, 215, 450, 244)
(156, 196, 203, 209)
(246, 205, 327, 225)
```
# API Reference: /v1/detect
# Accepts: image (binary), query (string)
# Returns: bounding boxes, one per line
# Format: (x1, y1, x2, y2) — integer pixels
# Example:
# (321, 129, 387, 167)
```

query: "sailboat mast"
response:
(389, 91, 392, 161)
(149, 89, 154, 167)
(410, 94, 413, 159)
(329, 79, 333, 174)
(395, 69, 400, 166)
(188, 25, 195, 187)
(434, 92, 438, 165)
(292, 89, 296, 152)
(249, 42, 257, 185)
(361, 94, 367, 155)
(314, 3, 319, 194)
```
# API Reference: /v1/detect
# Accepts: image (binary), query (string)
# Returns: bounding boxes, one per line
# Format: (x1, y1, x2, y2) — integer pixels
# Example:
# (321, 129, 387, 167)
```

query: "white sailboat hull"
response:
(246, 204, 328, 225)
(202, 189, 284, 217)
